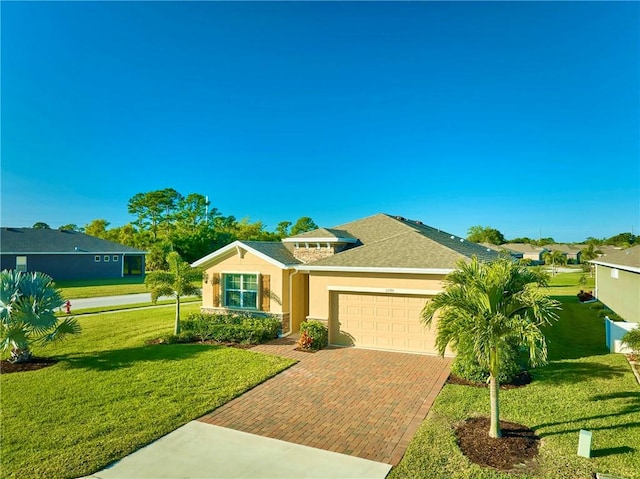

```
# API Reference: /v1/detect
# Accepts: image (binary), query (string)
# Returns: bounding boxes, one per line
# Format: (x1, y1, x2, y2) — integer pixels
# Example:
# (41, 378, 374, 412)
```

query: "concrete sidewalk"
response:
(82, 421, 392, 479)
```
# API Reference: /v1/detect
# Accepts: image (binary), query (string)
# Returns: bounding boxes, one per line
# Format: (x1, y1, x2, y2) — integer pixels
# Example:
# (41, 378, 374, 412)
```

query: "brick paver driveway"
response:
(199, 337, 451, 465)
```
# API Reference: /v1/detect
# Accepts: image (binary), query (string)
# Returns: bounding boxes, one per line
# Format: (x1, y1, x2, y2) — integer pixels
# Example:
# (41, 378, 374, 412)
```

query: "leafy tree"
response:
(128, 188, 182, 241)
(144, 252, 202, 335)
(466, 225, 506, 245)
(0, 270, 81, 363)
(84, 219, 111, 239)
(606, 232, 637, 247)
(58, 224, 80, 232)
(290, 217, 318, 236)
(508, 237, 533, 244)
(275, 221, 292, 239)
(32, 222, 50, 229)
(174, 193, 219, 230)
(146, 242, 173, 271)
(422, 257, 560, 438)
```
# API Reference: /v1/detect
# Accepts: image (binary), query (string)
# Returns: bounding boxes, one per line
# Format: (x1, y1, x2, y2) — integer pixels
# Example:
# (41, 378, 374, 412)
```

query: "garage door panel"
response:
(335, 292, 437, 354)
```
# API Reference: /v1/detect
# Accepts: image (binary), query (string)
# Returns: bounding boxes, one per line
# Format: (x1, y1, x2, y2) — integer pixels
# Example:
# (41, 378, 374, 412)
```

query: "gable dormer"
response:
(282, 228, 359, 264)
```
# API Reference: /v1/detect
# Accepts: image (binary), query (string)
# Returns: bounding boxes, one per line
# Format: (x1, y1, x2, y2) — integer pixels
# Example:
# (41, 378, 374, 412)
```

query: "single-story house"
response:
(543, 243, 582, 264)
(591, 245, 640, 324)
(0, 227, 146, 281)
(193, 213, 500, 355)
(500, 243, 549, 264)
(480, 243, 524, 260)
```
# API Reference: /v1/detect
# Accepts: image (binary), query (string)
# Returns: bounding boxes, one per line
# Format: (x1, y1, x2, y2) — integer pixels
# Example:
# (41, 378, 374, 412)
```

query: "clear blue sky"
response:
(2, 1, 638, 243)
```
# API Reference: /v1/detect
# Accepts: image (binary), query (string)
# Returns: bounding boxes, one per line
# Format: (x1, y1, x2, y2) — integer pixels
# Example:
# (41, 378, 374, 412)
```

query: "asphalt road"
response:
(67, 293, 173, 310)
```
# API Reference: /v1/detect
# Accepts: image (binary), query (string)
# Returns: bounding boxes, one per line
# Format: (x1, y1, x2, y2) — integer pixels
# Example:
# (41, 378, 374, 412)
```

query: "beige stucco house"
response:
(500, 243, 549, 264)
(591, 245, 640, 324)
(193, 213, 499, 356)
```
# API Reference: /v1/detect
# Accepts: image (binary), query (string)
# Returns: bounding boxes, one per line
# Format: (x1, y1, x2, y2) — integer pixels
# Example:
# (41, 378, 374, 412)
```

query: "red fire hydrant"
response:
(65, 300, 72, 314)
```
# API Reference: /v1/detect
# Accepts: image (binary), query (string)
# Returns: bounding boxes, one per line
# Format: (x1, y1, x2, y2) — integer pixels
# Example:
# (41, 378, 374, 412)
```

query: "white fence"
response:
(604, 318, 638, 353)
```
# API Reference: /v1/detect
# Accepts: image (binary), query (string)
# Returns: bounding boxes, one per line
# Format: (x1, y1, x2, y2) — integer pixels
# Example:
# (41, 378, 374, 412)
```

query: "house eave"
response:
(589, 260, 640, 274)
(191, 241, 295, 270)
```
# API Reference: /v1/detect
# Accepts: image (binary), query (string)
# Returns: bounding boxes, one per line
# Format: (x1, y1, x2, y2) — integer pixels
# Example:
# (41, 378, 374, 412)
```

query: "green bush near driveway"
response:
(180, 312, 281, 344)
(299, 320, 329, 350)
(0, 304, 296, 479)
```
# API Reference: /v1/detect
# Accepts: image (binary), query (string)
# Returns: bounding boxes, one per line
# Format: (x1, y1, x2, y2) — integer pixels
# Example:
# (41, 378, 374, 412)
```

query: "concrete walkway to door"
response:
(199, 337, 451, 465)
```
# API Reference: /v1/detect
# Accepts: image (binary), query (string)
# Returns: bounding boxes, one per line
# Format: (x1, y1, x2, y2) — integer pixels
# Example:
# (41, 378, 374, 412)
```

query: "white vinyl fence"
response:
(604, 318, 639, 353)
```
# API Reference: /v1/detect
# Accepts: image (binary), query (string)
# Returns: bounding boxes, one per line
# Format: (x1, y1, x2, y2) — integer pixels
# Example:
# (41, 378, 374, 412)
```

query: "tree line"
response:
(41, 188, 318, 268)
(465, 225, 637, 248)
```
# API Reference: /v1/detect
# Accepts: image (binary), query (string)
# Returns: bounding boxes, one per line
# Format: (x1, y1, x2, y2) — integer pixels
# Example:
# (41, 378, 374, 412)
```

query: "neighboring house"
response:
(590, 245, 640, 324)
(544, 243, 582, 264)
(480, 243, 524, 260)
(193, 213, 500, 355)
(0, 228, 146, 281)
(500, 243, 549, 264)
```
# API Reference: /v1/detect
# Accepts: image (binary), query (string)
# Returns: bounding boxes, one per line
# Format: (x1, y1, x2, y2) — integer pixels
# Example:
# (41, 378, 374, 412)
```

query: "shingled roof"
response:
(302, 214, 500, 270)
(590, 245, 640, 272)
(0, 228, 146, 254)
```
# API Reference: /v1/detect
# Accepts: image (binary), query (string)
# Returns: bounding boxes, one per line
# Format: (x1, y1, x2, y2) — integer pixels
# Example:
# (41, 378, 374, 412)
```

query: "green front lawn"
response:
(0, 304, 296, 479)
(390, 289, 640, 479)
(54, 277, 148, 298)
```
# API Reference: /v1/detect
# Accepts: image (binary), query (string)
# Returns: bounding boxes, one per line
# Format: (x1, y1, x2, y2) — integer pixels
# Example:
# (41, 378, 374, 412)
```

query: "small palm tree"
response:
(0, 270, 81, 363)
(145, 251, 202, 335)
(580, 243, 603, 277)
(542, 250, 566, 276)
(422, 257, 560, 438)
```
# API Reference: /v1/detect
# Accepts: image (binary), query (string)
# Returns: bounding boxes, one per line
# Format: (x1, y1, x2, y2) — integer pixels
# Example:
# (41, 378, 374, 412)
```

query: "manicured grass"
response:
(543, 270, 595, 297)
(0, 304, 296, 479)
(55, 277, 148, 298)
(58, 296, 201, 316)
(390, 272, 639, 479)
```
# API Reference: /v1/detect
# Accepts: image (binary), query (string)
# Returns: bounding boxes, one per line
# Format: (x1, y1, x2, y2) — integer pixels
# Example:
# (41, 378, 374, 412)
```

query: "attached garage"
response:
(330, 292, 440, 354)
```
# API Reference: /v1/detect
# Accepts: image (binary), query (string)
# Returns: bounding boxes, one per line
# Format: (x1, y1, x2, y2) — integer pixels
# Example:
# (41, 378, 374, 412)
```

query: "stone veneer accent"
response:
(292, 243, 352, 264)
(200, 307, 290, 335)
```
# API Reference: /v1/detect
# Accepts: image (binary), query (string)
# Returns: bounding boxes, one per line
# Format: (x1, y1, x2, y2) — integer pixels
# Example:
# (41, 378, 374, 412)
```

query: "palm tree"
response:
(0, 270, 81, 363)
(542, 250, 566, 276)
(145, 251, 202, 334)
(580, 243, 603, 277)
(422, 257, 560, 438)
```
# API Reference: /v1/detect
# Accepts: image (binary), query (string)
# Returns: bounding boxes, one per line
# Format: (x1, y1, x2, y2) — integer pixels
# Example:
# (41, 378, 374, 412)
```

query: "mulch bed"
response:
(447, 370, 532, 389)
(455, 416, 540, 473)
(0, 357, 58, 374)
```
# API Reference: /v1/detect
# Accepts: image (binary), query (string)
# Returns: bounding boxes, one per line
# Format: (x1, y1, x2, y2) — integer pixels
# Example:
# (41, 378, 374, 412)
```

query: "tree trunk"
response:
(489, 373, 502, 438)
(174, 295, 181, 335)
(10, 347, 32, 364)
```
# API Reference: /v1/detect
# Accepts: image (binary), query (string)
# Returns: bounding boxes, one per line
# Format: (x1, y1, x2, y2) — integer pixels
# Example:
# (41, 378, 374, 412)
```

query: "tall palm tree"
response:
(422, 257, 560, 438)
(145, 251, 202, 334)
(0, 270, 81, 363)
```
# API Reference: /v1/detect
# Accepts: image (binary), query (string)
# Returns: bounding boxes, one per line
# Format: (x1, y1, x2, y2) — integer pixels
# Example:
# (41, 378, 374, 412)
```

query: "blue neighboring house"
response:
(0, 228, 146, 281)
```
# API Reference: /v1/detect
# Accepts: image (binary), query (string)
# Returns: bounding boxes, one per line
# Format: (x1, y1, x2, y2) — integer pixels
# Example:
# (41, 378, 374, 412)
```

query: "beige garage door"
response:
(332, 292, 438, 354)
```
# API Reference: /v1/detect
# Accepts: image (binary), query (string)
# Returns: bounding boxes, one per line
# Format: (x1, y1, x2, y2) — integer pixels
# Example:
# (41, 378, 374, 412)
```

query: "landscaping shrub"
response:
(181, 312, 280, 344)
(160, 331, 198, 344)
(299, 320, 328, 351)
(450, 337, 521, 384)
(622, 328, 640, 354)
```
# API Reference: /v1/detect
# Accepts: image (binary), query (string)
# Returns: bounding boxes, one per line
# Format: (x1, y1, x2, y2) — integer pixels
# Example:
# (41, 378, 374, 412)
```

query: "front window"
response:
(224, 273, 258, 309)
(16, 256, 27, 272)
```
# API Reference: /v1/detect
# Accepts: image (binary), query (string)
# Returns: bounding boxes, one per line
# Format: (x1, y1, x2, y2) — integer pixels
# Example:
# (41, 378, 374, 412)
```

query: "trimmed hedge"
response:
(450, 336, 521, 384)
(299, 320, 328, 351)
(179, 312, 281, 344)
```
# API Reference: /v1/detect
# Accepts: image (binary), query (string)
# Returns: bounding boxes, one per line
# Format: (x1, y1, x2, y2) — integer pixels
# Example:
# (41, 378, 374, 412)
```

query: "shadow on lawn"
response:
(533, 391, 640, 437)
(55, 344, 224, 371)
(534, 360, 628, 385)
(592, 446, 636, 457)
